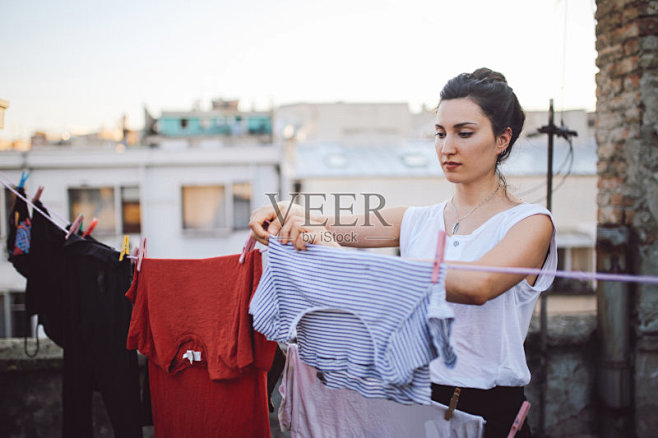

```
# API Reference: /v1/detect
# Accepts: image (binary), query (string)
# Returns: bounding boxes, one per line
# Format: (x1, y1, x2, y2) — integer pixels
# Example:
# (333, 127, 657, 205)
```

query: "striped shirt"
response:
(249, 238, 456, 404)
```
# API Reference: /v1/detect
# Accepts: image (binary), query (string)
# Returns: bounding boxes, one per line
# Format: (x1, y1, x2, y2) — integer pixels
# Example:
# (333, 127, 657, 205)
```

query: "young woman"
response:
(250, 68, 556, 437)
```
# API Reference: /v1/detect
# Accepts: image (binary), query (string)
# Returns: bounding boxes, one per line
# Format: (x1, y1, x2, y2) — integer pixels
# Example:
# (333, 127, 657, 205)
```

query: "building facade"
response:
(0, 144, 281, 338)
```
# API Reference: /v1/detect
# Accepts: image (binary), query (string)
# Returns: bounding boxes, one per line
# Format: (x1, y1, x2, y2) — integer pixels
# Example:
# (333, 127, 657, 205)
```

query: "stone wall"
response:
(595, 1, 658, 436)
(0, 338, 288, 438)
(1, 312, 598, 437)
(526, 313, 598, 437)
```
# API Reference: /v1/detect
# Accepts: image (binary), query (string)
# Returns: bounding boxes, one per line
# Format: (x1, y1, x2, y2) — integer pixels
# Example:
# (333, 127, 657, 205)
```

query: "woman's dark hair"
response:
(438, 68, 525, 166)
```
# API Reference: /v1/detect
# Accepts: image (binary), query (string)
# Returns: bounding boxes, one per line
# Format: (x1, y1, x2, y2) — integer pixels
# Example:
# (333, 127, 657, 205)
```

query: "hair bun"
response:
(470, 68, 507, 84)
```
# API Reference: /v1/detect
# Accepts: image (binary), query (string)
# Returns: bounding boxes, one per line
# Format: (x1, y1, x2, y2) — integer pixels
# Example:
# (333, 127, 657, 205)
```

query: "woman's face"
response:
(434, 98, 508, 185)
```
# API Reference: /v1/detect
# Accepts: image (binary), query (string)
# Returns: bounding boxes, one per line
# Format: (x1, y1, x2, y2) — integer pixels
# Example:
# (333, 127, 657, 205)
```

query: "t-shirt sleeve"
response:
(399, 206, 417, 257)
(125, 269, 155, 361)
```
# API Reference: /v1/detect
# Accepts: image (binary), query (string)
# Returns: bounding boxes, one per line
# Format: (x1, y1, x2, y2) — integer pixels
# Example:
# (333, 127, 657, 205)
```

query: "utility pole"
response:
(0, 99, 9, 130)
(536, 99, 577, 437)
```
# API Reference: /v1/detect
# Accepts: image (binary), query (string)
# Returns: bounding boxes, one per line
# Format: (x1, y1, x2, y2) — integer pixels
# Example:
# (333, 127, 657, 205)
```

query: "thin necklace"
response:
(450, 184, 500, 235)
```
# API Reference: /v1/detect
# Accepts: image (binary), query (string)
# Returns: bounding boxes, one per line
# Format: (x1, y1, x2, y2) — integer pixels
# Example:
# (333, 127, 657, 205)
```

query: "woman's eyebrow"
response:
(434, 122, 478, 129)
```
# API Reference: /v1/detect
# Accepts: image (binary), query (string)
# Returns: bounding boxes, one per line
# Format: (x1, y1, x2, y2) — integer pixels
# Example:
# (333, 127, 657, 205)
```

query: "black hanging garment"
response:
(6, 186, 38, 355)
(5, 186, 31, 278)
(25, 202, 66, 347)
(61, 234, 142, 438)
(26, 204, 142, 437)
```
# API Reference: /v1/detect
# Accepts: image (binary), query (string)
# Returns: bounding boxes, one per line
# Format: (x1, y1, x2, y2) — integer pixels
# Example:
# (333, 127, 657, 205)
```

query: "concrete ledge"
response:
(0, 339, 62, 373)
(528, 313, 597, 347)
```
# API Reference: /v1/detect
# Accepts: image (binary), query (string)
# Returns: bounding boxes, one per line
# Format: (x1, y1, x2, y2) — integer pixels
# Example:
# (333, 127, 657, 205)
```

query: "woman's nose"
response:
(438, 136, 456, 155)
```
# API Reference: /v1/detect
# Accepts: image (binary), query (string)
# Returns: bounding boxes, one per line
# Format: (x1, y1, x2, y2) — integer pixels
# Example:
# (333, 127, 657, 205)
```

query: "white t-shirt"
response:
(279, 343, 485, 438)
(400, 201, 557, 389)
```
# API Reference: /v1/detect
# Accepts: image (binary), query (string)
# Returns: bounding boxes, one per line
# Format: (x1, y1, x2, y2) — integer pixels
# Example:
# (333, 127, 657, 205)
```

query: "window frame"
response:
(67, 184, 142, 237)
(0, 290, 36, 339)
(231, 182, 253, 231)
(180, 183, 231, 237)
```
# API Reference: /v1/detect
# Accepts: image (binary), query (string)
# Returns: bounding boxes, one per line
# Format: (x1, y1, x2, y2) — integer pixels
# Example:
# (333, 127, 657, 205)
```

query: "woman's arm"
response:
(444, 214, 554, 305)
(249, 202, 408, 249)
(251, 204, 554, 305)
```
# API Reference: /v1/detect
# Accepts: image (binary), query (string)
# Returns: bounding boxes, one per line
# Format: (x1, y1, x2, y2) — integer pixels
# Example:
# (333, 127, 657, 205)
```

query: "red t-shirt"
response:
(126, 250, 275, 437)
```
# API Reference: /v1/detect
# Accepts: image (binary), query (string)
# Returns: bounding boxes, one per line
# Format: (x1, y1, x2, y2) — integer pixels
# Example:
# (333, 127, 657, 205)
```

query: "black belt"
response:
(431, 383, 526, 419)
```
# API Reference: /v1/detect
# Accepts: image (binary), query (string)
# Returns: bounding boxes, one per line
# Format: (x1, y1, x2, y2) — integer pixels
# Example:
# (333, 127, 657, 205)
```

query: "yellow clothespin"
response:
(119, 235, 130, 261)
(14, 211, 19, 227)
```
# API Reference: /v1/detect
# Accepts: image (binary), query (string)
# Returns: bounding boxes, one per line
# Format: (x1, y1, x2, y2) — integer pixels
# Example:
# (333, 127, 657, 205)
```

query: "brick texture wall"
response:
(595, 1, 658, 436)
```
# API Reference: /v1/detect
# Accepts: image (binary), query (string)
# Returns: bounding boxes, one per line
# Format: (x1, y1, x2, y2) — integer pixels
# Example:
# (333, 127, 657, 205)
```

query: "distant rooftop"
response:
(293, 137, 597, 178)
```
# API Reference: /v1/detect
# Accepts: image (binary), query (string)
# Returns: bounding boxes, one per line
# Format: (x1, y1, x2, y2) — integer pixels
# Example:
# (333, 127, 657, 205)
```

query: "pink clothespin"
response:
(239, 234, 256, 264)
(431, 230, 447, 284)
(66, 214, 84, 240)
(507, 401, 531, 438)
(32, 186, 44, 203)
(136, 237, 147, 272)
(82, 218, 98, 238)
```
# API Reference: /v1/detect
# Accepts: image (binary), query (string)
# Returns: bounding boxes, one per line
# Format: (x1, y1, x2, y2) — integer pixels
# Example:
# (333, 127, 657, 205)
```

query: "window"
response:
(232, 183, 252, 230)
(68, 186, 141, 235)
(247, 116, 272, 135)
(0, 294, 5, 338)
(3, 187, 14, 220)
(180, 118, 188, 129)
(572, 247, 594, 272)
(121, 187, 141, 234)
(69, 187, 116, 234)
(0, 291, 32, 339)
(554, 246, 594, 293)
(182, 185, 227, 231)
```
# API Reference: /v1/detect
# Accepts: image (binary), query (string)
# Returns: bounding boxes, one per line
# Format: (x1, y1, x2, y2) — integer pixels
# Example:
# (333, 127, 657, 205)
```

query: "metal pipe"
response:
(538, 99, 554, 438)
(596, 225, 632, 436)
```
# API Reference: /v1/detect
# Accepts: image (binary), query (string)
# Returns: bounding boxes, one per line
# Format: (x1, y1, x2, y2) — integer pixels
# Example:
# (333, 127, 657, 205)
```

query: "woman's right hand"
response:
(248, 201, 306, 245)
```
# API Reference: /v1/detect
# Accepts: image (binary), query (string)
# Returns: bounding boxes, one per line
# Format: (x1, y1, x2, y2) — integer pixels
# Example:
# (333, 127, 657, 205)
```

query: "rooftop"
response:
(293, 136, 597, 178)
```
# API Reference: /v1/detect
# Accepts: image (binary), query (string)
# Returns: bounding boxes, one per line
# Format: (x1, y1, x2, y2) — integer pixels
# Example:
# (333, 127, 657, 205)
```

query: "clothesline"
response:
(0, 173, 68, 234)
(0, 174, 138, 260)
(0, 171, 70, 226)
(2, 172, 657, 285)
(443, 262, 658, 285)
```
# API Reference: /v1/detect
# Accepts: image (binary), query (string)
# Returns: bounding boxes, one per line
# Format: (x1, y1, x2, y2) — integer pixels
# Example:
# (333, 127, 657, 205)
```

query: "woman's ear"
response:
(496, 127, 512, 155)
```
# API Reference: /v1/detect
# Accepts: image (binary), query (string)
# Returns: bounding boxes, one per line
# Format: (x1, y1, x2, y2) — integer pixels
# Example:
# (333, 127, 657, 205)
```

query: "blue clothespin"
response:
(17, 171, 30, 189)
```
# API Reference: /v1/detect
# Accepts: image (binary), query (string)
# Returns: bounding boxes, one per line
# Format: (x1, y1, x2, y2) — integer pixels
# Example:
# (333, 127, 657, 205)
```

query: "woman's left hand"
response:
(279, 216, 340, 251)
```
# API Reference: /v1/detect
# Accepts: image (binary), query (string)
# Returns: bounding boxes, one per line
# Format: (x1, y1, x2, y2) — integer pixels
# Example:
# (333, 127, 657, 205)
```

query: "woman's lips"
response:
(443, 162, 461, 170)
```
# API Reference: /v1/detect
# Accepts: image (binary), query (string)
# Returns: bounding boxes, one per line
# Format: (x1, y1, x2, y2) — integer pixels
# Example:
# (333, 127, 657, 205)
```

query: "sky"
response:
(0, 0, 598, 141)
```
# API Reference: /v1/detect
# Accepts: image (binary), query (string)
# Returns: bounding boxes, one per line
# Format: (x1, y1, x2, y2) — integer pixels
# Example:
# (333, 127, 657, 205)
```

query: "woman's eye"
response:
(435, 132, 445, 138)
(459, 132, 473, 138)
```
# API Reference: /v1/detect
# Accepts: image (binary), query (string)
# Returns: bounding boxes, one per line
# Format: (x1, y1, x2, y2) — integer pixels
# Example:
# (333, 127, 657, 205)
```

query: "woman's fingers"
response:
(249, 206, 279, 244)
(289, 218, 305, 250)
(294, 230, 307, 251)
(278, 214, 301, 245)
(249, 201, 317, 247)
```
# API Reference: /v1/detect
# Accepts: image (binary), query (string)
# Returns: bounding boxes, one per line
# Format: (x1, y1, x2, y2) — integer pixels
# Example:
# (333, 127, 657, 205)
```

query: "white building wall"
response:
(275, 102, 413, 144)
(0, 146, 281, 294)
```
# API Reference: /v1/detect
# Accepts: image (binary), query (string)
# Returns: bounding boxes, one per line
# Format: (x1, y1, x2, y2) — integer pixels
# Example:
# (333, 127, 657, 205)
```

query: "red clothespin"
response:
(444, 387, 461, 421)
(82, 218, 98, 238)
(239, 234, 256, 264)
(32, 186, 44, 203)
(507, 401, 531, 438)
(136, 237, 147, 272)
(66, 214, 84, 240)
(432, 230, 447, 284)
